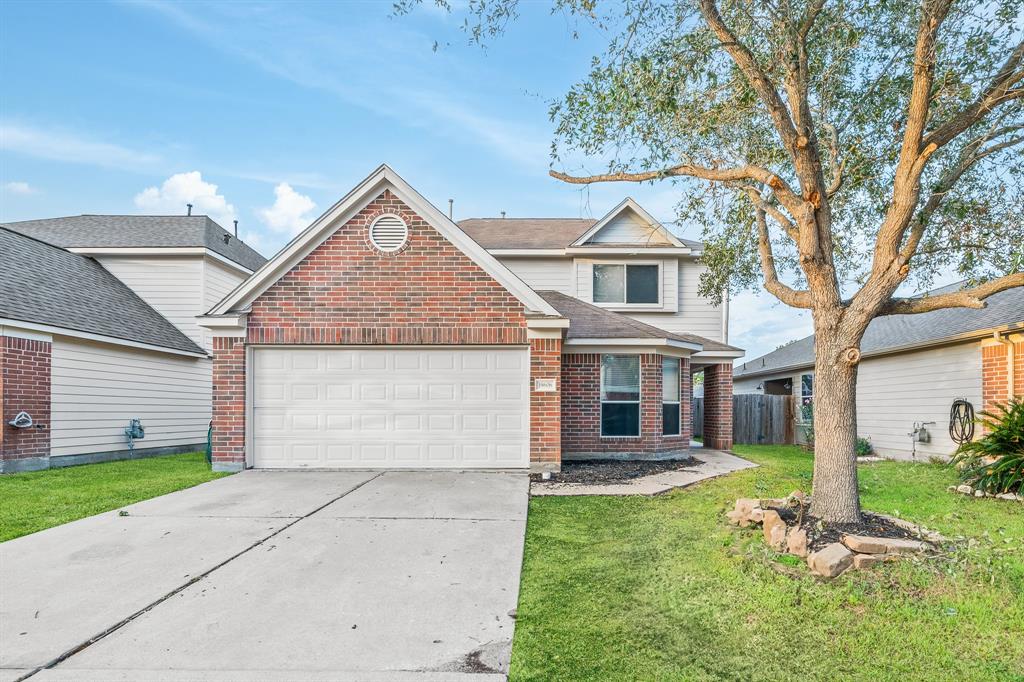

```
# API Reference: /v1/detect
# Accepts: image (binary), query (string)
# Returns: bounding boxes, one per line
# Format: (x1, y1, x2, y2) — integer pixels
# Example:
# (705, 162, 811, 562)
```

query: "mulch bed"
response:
(530, 457, 703, 484)
(767, 502, 927, 552)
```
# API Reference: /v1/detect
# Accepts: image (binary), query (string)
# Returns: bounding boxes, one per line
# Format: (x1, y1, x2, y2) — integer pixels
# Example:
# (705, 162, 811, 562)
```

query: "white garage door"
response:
(252, 347, 530, 469)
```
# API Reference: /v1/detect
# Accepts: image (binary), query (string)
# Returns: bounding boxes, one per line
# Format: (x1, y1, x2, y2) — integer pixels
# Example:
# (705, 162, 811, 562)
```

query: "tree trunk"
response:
(808, 326, 863, 523)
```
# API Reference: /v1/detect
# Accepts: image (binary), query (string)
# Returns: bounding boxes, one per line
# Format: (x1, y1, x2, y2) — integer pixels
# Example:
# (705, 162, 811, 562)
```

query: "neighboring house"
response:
(199, 165, 742, 473)
(734, 284, 1023, 460)
(0, 217, 266, 472)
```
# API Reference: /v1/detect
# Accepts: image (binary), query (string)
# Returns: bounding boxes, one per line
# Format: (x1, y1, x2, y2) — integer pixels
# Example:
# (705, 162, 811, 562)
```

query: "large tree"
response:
(403, 0, 1024, 522)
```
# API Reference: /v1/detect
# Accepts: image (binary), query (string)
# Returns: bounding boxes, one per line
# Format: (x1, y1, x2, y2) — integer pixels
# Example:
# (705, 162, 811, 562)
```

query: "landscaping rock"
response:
(956, 484, 973, 495)
(842, 534, 927, 555)
(789, 490, 809, 503)
(727, 498, 764, 527)
(762, 510, 787, 551)
(786, 527, 808, 558)
(807, 542, 854, 578)
(974, 489, 985, 498)
(852, 553, 896, 569)
(996, 492, 1022, 501)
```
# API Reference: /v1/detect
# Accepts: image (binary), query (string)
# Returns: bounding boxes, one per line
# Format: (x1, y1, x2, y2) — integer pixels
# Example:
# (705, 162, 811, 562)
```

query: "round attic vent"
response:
(368, 214, 408, 252)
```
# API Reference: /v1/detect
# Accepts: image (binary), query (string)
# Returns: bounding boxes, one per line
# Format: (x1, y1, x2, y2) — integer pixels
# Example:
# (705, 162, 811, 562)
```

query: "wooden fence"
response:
(692, 394, 796, 445)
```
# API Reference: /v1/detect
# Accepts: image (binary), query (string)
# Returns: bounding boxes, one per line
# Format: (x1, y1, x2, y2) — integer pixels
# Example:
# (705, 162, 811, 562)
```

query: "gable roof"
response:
(537, 291, 742, 352)
(2, 215, 267, 272)
(570, 198, 683, 247)
(205, 164, 562, 319)
(0, 228, 206, 356)
(734, 284, 1024, 379)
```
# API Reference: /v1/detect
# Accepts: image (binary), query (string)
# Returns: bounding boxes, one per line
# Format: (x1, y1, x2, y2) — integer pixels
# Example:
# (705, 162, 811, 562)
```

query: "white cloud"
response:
(3, 181, 35, 195)
(0, 123, 160, 170)
(258, 182, 317, 234)
(134, 171, 237, 228)
(729, 289, 814, 365)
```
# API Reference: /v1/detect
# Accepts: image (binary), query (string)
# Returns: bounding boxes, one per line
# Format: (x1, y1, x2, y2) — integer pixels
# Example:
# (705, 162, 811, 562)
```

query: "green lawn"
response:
(511, 445, 1024, 681)
(0, 452, 229, 542)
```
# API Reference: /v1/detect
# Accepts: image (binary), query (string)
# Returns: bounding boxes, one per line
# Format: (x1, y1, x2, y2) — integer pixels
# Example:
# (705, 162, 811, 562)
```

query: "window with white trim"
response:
(593, 264, 659, 304)
(662, 357, 681, 436)
(601, 354, 640, 437)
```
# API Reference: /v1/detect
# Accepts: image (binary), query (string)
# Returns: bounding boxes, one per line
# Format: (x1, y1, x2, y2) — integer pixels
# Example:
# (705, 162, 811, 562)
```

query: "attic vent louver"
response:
(369, 214, 408, 253)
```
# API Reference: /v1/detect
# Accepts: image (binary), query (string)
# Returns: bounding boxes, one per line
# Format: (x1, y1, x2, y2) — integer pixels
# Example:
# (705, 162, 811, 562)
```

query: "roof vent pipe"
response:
(233, 220, 238, 237)
(501, 211, 506, 219)
(187, 203, 193, 216)
(448, 199, 453, 220)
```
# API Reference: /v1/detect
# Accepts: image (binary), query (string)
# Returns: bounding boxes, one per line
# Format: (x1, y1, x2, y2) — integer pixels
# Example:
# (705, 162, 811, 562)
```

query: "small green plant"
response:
(950, 397, 1024, 494)
(855, 437, 874, 458)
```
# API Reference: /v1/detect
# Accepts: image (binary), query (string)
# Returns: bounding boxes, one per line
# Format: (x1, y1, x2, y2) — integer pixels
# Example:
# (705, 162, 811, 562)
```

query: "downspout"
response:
(995, 331, 1016, 400)
(722, 289, 730, 343)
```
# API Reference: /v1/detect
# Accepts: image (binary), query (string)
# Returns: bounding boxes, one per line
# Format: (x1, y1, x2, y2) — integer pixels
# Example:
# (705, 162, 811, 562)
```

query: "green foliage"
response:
(950, 397, 1024, 494)
(856, 437, 875, 458)
(0, 452, 228, 542)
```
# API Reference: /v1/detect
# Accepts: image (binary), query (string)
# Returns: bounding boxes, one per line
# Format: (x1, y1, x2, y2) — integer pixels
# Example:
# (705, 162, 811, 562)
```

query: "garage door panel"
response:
(252, 348, 530, 469)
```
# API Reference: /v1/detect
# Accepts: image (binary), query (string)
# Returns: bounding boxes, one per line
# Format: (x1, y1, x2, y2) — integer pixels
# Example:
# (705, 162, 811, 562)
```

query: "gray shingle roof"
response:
(537, 291, 741, 352)
(458, 218, 702, 250)
(2, 215, 267, 272)
(734, 284, 1024, 378)
(0, 228, 205, 355)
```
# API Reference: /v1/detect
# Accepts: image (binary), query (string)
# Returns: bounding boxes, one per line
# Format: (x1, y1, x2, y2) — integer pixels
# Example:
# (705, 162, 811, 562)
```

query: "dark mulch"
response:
(530, 457, 703, 484)
(767, 501, 928, 552)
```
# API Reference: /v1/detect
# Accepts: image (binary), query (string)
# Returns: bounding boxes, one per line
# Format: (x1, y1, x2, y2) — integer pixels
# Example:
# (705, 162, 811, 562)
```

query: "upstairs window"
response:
(601, 355, 640, 437)
(593, 264, 659, 304)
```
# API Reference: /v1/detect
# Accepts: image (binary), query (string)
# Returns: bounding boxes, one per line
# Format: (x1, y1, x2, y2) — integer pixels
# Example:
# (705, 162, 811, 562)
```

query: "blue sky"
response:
(0, 0, 813, 360)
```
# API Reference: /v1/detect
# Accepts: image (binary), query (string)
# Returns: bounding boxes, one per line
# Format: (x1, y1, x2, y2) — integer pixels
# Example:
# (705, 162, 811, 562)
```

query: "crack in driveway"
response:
(13, 472, 385, 682)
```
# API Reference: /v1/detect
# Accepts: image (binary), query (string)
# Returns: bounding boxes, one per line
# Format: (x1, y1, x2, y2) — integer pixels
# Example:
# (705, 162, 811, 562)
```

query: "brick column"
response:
(982, 336, 1024, 416)
(530, 337, 562, 472)
(1, 336, 52, 473)
(212, 336, 246, 472)
(703, 363, 734, 450)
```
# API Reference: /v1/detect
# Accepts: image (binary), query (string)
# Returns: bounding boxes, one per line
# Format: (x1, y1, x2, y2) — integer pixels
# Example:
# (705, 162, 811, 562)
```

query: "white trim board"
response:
(0, 318, 209, 358)
(68, 247, 255, 275)
(206, 164, 563, 320)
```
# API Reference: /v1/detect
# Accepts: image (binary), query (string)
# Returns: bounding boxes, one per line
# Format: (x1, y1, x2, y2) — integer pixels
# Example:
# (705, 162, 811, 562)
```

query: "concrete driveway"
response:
(0, 470, 529, 681)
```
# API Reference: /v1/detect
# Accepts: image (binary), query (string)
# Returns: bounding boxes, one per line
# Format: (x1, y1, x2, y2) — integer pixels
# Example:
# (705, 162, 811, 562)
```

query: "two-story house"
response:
(1, 216, 265, 472)
(199, 165, 742, 473)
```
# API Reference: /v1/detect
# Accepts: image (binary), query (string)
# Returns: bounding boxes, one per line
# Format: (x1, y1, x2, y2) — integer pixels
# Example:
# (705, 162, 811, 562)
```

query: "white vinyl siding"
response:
(96, 256, 205, 348)
(587, 210, 672, 244)
(49, 337, 211, 458)
(732, 341, 983, 460)
(498, 257, 574, 294)
(202, 258, 249, 350)
(624, 259, 721, 339)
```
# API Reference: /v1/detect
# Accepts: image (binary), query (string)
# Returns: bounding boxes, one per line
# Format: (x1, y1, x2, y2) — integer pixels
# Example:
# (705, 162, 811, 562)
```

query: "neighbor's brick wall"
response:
(703, 363, 733, 450)
(530, 338, 562, 469)
(561, 353, 690, 457)
(211, 337, 245, 468)
(982, 338, 1024, 416)
(247, 189, 527, 345)
(1, 336, 51, 465)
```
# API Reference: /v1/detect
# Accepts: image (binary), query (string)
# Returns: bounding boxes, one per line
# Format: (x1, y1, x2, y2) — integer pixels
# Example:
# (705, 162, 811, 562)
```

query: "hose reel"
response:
(949, 399, 975, 445)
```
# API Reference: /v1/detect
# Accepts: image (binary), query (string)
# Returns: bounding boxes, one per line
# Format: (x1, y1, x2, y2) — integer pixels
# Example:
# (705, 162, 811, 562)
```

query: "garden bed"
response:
(530, 456, 703, 484)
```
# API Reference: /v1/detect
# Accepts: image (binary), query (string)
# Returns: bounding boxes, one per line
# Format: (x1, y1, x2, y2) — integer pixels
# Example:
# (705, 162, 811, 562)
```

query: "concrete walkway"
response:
(531, 448, 757, 496)
(1, 470, 529, 681)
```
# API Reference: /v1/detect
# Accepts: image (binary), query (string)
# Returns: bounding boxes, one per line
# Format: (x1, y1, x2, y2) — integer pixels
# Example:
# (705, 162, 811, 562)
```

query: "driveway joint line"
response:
(12, 471, 386, 682)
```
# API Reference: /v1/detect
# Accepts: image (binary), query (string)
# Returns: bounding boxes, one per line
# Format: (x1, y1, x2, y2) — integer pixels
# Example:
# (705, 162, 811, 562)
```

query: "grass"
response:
(511, 445, 1024, 681)
(0, 452, 229, 542)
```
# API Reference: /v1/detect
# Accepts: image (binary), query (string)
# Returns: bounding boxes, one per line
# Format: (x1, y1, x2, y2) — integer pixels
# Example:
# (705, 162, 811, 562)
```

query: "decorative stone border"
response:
(727, 494, 938, 578)
(948, 484, 1023, 501)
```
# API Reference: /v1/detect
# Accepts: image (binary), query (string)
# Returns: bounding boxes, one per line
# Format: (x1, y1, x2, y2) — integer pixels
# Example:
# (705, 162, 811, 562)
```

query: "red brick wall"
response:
(982, 339, 1024, 416)
(561, 353, 691, 457)
(703, 363, 733, 450)
(211, 189, 551, 467)
(247, 189, 527, 345)
(211, 336, 245, 469)
(530, 338, 562, 470)
(1, 336, 51, 465)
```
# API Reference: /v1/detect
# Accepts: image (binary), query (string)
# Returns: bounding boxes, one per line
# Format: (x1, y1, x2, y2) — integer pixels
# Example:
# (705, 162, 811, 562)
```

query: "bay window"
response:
(593, 264, 659, 304)
(662, 357, 681, 436)
(601, 355, 640, 437)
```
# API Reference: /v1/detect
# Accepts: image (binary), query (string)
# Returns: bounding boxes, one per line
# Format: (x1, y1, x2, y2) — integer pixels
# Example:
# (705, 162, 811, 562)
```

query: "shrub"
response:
(855, 437, 874, 458)
(950, 397, 1024, 494)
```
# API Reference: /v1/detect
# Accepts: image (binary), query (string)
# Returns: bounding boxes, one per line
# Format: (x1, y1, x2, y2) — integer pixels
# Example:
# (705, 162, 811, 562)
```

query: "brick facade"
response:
(560, 353, 691, 458)
(209, 189, 558, 469)
(702, 363, 733, 450)
(1, 336, 51, 471)
(981, 337, 1024, 416)
(530, 337, 562, 471)
(211, 336, 246, 471)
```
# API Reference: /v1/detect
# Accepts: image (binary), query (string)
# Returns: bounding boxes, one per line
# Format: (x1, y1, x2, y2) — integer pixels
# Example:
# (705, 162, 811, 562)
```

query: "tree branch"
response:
(741, 185, 799, 241)
(549, 163, 804, 212)
(880, 273, 1024, 315)
(753, 207, 813, 308)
